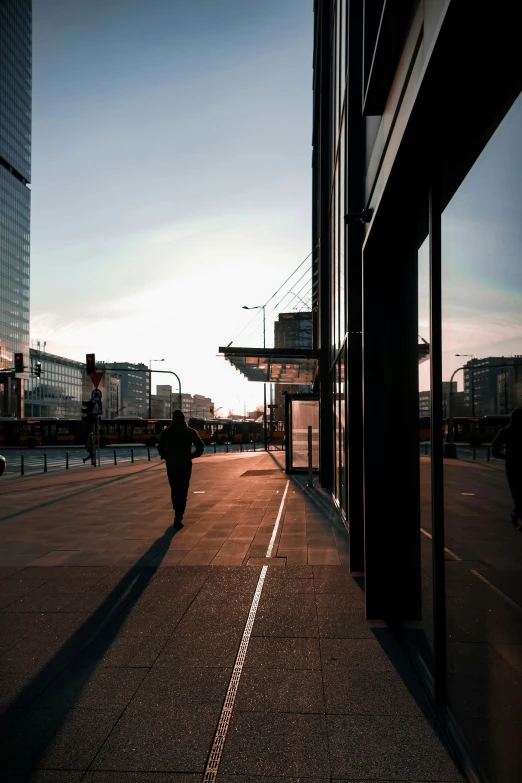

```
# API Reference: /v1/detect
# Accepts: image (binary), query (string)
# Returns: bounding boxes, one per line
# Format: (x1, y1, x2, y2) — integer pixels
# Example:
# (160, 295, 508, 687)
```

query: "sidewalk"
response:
(0, 452, 463, 781)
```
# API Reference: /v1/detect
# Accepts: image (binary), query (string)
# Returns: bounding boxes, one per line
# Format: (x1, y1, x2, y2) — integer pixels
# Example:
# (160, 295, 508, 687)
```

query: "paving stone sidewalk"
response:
(0, 452, 463, 781)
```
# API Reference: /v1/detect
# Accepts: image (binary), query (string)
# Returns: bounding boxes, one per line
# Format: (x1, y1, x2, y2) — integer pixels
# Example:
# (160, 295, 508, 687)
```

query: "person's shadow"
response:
(0, 523, 180, 777)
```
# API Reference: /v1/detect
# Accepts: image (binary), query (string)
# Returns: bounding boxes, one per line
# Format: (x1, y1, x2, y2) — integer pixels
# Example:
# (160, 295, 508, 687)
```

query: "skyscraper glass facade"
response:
(0, 0, 31, 416)
(313, 2, 522, 780)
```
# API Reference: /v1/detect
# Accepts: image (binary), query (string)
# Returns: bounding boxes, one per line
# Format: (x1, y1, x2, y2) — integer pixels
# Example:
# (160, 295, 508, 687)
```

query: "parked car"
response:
(0, 454, 6, 476)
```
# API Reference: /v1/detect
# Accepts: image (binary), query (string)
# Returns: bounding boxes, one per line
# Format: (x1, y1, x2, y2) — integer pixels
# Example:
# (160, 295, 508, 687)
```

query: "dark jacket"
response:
(491, 426, 522, 464)
(158, 421, 204, 467)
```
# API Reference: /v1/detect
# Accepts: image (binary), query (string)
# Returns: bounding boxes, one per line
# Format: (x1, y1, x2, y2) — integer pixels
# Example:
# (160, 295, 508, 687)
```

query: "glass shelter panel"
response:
(289, 398, 319, 471)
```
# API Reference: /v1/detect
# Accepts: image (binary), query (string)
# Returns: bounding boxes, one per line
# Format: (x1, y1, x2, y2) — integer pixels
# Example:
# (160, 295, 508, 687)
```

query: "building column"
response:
(362, 216, 421, 621)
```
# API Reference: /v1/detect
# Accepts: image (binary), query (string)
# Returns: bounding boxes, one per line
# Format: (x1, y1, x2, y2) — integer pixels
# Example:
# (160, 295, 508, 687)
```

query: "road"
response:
(0, 441, 285, 477)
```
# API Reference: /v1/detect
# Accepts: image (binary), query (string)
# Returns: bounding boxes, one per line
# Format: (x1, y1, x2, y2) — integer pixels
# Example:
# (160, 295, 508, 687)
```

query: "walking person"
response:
(83, 431, 95, 465)
(491, 408, 522, 530)
(158, 409, 204, 528)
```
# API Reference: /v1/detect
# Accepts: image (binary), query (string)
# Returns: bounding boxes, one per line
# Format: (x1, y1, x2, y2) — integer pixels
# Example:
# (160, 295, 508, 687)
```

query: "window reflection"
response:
(442, 92, 522, 782)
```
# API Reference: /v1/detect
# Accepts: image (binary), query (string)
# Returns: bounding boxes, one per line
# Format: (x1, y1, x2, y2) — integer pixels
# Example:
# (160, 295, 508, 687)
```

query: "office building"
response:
(101, 362, 149, 418)
(308, 2, 522, 779)
(0, 0, 32, 416)
(463, 356, 522, 415)
(24, 349, 83, 419)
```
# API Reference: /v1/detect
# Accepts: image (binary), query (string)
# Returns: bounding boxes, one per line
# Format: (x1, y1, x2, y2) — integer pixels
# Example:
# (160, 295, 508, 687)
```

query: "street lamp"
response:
(456, 354, 475, 416)
(243, 304, 268, 451)
(148, 359, 165, 418)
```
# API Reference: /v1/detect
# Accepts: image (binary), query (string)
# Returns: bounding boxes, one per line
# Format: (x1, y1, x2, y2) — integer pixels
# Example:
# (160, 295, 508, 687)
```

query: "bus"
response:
(0, 417, 172, 448)
(446, 415, 509, 446)
(188, 418, 264, 444)
(419, 415, 510, 445)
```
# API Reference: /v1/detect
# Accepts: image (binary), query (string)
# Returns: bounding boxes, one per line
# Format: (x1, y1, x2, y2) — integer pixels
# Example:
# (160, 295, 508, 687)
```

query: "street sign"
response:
(91, 389, 102, 401)
(89, 372, 104, 389)
(92, 400, 103, 417)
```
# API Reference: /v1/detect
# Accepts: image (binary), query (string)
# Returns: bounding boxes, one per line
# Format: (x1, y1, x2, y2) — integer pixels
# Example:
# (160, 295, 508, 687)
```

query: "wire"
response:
(227, 246, 317, 347)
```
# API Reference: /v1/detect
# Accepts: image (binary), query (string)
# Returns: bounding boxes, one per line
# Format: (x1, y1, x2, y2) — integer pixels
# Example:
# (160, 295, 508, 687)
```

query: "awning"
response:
(219, 347, 319, 384)
(220, 343, 429, 383)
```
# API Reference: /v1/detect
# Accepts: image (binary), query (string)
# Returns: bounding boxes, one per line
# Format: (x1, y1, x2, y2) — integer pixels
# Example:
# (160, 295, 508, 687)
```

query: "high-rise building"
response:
(0, 0, 32, 416)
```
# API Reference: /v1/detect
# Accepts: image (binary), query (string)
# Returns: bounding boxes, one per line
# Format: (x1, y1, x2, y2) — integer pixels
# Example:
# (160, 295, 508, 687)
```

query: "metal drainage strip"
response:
(203, 564, 268, 782)
(203, 479, 290, 782)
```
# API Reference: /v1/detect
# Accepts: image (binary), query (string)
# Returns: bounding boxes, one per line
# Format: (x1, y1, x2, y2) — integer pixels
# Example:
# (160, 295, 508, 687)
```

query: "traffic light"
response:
(14, 353, 24, 373)
(86, 353, 96, 374)
(34, 361, 42, 378)
(81, 400, 94, 421)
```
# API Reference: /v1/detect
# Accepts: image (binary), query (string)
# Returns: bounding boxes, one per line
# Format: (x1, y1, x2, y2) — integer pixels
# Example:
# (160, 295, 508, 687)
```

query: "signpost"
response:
(89, 382, 103, 467)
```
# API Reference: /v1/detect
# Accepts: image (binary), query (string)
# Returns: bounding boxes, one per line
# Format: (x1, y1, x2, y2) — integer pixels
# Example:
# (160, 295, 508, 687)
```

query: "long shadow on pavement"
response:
(0, 522, 185, 779)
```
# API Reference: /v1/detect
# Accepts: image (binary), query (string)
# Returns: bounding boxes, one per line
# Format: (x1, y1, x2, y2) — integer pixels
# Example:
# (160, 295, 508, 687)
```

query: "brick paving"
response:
(0, 452, 463, 782)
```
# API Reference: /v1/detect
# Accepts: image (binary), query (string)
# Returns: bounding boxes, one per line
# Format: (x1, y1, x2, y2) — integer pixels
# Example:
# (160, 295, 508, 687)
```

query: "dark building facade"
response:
(0, 0, 31, 416)
(313, 2, 522, 780)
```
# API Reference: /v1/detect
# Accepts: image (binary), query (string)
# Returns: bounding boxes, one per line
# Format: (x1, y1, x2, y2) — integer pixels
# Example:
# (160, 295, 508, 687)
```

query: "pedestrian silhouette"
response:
(491, 407, 522, 530)
(158, 409, 204, 528)
(83, 431, 95, 465)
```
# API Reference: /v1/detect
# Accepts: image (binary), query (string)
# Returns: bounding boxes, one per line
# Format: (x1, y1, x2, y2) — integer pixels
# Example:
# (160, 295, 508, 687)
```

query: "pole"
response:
(470, 360, 475, 417)
(263, 305, 268, 452)
(148, 365, 152, 419)
(307, 425, 313, 487)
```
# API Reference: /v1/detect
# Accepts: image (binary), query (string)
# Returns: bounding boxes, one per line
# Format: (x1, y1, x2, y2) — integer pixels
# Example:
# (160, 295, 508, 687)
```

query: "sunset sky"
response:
(30, 0, 313, 413)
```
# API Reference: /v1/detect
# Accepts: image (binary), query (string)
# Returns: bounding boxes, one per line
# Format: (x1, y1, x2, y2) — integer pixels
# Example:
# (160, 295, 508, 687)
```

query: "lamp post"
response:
(148, 359, 164, 418)
(444, 365, 466, 458)
(243, 304, 267, 451)
(456, 354, 475, 416)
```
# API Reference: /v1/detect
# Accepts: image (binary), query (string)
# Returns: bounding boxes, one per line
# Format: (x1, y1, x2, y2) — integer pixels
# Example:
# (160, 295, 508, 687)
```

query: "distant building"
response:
(175, 391, 214, 419)
(101, 362, 150, 417)
(464, 357, 522, 415)
(25, 349, 84, 419)
(419, 382, 463, 417)
(0, 0, 32, 416)
(151, 385, 172, 418)
(273, 312, 313, 424)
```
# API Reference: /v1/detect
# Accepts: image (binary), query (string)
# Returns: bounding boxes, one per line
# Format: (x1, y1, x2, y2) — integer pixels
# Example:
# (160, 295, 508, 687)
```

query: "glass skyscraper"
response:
(0, 0, 31, 416)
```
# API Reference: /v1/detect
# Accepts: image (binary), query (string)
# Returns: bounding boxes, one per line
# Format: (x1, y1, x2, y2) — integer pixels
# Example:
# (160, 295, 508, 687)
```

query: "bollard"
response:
(21, 455, 24, 475)
(114, 449, 117, 465)
(66, 452, 69, 470)
(44, 453, 47, 473)
(240, 441, 242, 453)
(226, 442, 229, 453)
(425, 442, 428, 455)
(147, 447, 151, 462)
(307, 425, 313, 488)
(214, 443, 217, 454)
(131, 448, 134, 463)
(487, 445, 490, 462)
(473, 446, 476, 461)
(254, 440, 256, 451)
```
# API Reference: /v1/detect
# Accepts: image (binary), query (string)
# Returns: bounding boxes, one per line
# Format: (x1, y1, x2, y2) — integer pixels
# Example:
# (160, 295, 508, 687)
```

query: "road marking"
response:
(420, 528, 461, 561)
(420, 530, 521, 610)
(203, 479, 290, 783)
(470, 570, 522, 613)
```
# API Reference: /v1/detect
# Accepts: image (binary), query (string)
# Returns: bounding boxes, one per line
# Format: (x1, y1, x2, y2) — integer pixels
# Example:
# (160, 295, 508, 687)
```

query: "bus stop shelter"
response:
(218, 346, 319, 472)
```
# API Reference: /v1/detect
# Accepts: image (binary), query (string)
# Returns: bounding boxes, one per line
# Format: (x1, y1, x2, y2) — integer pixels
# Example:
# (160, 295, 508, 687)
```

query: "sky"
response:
(30, 0, 314, 414)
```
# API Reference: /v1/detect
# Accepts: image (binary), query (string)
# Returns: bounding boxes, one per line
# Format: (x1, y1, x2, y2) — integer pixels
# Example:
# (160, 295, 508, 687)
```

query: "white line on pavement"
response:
(202, 479, 290, 783)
